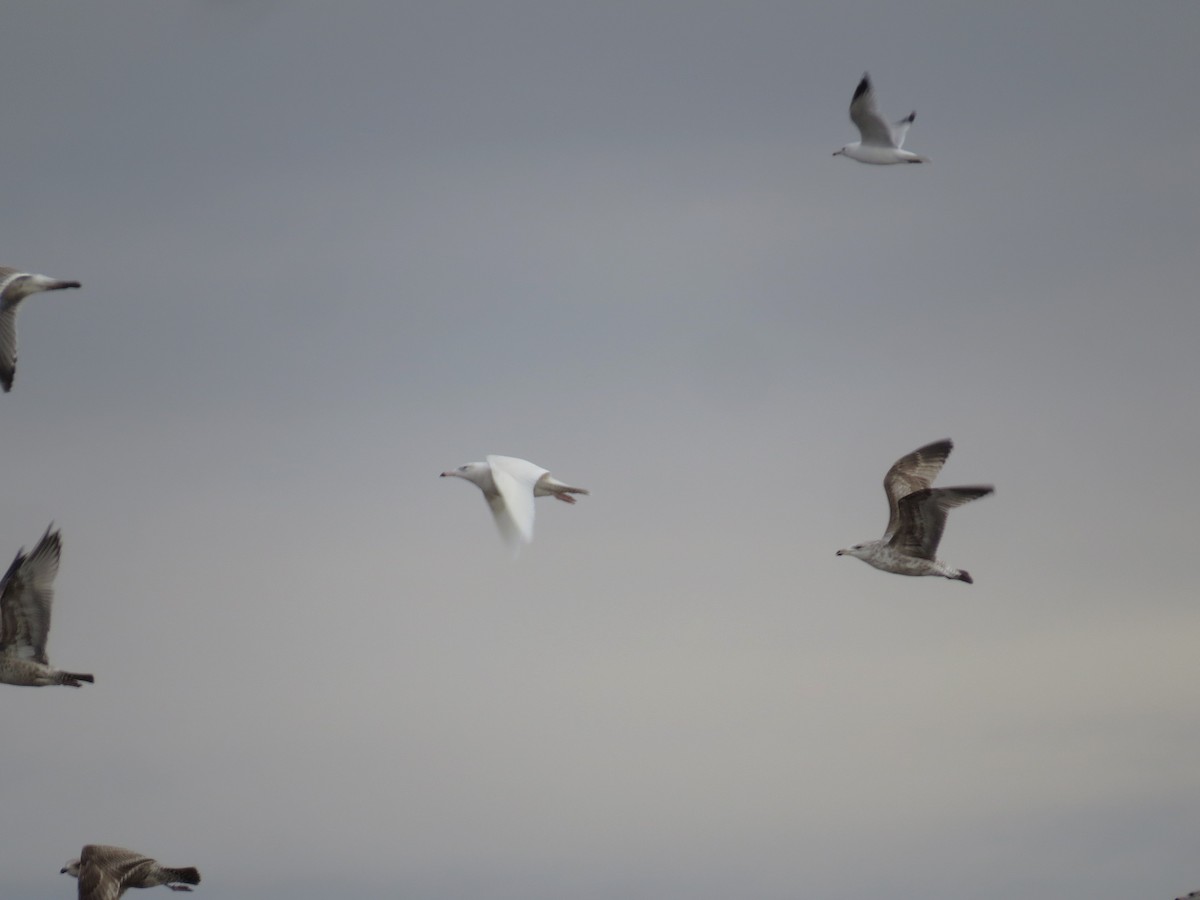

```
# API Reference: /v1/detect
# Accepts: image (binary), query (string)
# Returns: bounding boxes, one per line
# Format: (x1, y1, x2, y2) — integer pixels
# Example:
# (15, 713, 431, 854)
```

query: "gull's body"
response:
(62, 845, 201, 899)
(441, 455, 588, 551)
(0, 266, 81, 392)
(0, 526, 93, 687)
(833, 73, 928, 165)
(837, 439, 992, 583)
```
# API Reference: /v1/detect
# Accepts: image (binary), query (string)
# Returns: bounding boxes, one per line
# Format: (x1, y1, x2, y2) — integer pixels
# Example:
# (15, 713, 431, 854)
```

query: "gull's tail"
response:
(59, 671, 94, 687)
(164, 866, 201, 887)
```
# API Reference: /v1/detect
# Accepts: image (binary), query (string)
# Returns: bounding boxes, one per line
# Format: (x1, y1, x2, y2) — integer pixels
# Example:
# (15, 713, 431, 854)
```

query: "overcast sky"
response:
(3, 2, 1199, 898)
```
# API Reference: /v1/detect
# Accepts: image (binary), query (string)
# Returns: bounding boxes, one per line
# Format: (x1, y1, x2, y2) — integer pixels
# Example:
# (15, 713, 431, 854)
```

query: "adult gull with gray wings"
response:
(0, 266, 81, 392)
(833, 72, 929, 165)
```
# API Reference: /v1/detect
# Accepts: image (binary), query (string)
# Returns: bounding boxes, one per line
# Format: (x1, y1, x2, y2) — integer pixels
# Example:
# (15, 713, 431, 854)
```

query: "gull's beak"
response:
(60, 868, 68, 874)
(440, 471, 455, 478)
(835, 549, 845, 556)
(53, 281, 81, 290)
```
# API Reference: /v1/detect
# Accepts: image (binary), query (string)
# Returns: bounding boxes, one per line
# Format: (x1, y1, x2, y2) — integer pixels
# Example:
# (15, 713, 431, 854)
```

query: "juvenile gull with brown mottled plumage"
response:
(837, 439, 992, 583)
(62, 845, 201, 899)
(0, 526, 93, 687)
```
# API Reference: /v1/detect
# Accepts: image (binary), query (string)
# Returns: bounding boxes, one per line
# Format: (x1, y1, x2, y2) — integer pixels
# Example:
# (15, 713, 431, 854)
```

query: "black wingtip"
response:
(903, 111, 916, 124)
(917, 438, 954, 457)
(956, 571, 974, 585)
(852, 73, 871, 102)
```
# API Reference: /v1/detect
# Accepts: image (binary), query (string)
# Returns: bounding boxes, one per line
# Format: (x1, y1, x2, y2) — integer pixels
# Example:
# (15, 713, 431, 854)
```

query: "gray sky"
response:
(3, 2, 1199, 898)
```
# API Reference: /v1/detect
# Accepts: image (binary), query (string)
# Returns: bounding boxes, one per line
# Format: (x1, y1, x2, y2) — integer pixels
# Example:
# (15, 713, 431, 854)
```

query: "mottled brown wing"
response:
(79, 845, 161, 900)
(889, 486, 993, 559)
(0, 302, 17, 393)
(77, 850, 125, 900)
(0, 527, 59, 663)
(882, 439, 953, 540)
(0, 548, 26, 654)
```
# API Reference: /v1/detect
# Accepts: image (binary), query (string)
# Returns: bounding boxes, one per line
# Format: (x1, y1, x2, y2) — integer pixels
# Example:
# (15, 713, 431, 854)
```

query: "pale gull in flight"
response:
(833, 73, 929, 165)
(837, 439, 992, 583)
(441, 455, 588, 552)
(0, 266, 81, 392)
(62, 845, 201, 899)
(0, 526, 93, 687)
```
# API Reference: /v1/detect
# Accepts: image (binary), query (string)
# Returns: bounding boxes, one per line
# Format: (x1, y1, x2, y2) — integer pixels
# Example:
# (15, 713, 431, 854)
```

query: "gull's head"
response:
(61, 859, 81, 878)
(440, 462, 490, 487)
(3, 272, 81, 300)
(836, 543, 867, 559)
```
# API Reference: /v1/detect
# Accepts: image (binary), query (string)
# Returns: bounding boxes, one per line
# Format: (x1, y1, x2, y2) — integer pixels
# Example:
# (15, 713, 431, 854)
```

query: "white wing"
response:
(849, 73, 897, 148)
(486, 455, 547, 548)
(891, 112, 915, 149)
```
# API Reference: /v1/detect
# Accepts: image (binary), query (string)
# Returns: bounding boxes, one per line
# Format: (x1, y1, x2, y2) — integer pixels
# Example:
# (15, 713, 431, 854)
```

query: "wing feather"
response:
(0, 527, 60, 662)
(882, 439, 953, 540)
(889, 486, 993, 559)
(486, 456, 547, 549)
(78, 845, 146, 900)
(0, 303, 18, 393)
(891, 112, 916, 149)
(849, 73, 896, 148)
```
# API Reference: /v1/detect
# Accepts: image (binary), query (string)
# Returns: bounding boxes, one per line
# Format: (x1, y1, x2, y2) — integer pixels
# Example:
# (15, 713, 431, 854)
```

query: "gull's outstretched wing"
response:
(889, 486, 993, 559)
(0, 526, 60, 663)
(0, 267, 24, 393)
(882, 439, 953, 541)
(891, 112, 916, 149)
(487, 455, 548, 548)
(77, 845, 148, 900)
(0, 304, 18, 393)
(849, 73, 895, 148)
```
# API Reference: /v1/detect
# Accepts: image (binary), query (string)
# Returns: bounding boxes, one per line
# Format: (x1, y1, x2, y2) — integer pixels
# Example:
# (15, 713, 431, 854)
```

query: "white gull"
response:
(441, 455, 588, 552)
(833, 73, 929, 165)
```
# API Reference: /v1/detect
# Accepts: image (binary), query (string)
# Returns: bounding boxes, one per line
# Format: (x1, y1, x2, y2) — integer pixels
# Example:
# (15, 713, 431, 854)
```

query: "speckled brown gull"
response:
(62, 845, 201, 899)
(837, 439, 992, 583)
(0, 266, 81, 392)
(0, 526, 93, 687)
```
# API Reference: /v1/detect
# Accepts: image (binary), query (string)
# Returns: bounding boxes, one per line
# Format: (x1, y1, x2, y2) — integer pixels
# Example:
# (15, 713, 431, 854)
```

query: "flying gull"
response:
(0, 266, 81, 392)
(837, 439, 992, 583)
(833, 73, 929, 165)
(0, 526, 93, 687)
(62, 845, 201, 898)
(441, 455, 588, 552)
